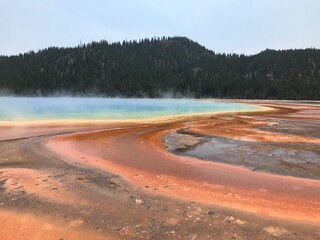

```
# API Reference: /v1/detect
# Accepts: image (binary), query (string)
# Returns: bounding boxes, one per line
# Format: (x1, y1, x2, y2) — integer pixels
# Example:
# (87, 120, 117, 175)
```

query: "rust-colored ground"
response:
(1, 100, 320, 239)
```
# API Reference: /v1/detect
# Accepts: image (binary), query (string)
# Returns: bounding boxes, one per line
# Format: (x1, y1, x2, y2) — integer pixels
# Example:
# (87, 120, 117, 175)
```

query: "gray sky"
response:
(1, 0, 320, 56)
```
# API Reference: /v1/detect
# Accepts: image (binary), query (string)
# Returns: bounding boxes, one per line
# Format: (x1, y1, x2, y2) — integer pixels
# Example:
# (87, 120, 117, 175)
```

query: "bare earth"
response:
(0, 100, 320, 240)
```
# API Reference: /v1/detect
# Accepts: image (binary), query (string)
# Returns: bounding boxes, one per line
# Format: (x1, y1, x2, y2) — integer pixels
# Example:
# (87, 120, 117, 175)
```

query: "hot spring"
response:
(0, 97, 261, 122)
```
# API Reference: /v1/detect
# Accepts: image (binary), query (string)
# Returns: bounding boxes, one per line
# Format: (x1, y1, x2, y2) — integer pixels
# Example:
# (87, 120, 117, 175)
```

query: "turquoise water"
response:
(0, 97, 260, 121)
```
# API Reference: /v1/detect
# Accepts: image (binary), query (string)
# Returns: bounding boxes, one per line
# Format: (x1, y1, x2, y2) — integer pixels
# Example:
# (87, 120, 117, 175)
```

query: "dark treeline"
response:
(0, 36, 319, 99)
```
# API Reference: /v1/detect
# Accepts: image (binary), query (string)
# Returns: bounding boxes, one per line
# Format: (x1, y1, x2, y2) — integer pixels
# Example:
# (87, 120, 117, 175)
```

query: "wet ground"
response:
(163, 108, 320, 180)
(164, 126, 320, 179)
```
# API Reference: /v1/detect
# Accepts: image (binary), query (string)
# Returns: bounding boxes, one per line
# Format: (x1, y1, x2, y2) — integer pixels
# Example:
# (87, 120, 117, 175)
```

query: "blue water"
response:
(0, 97, 260, 121)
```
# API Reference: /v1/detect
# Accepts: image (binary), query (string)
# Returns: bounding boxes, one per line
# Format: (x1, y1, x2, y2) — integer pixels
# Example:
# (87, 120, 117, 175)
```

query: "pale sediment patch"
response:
(263, 226, 288, 237)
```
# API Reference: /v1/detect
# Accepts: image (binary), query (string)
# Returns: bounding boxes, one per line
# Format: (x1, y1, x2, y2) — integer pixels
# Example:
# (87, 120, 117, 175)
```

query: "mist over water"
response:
(0, 97, 260, 122)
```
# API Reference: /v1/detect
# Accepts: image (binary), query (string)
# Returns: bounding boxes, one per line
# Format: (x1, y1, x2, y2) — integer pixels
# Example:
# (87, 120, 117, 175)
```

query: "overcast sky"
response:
(1, 0, 320, 56)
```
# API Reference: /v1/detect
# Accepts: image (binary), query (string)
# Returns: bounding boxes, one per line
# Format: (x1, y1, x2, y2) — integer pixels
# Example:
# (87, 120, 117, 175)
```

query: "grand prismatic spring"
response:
(0, 97, 261, 122)
(0, 97, 320, 240)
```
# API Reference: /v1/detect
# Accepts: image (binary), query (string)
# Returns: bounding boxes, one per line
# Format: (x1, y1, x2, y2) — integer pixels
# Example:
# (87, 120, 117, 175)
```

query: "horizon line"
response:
(1, 36, 319, 58)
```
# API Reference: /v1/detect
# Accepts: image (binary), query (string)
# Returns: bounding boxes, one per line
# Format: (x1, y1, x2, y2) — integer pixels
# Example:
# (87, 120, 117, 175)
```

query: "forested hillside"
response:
(0, 37, 319, 99)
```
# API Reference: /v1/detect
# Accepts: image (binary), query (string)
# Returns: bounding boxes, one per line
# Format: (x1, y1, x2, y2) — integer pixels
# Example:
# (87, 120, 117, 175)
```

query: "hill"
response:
(0, 37, 319, 99)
